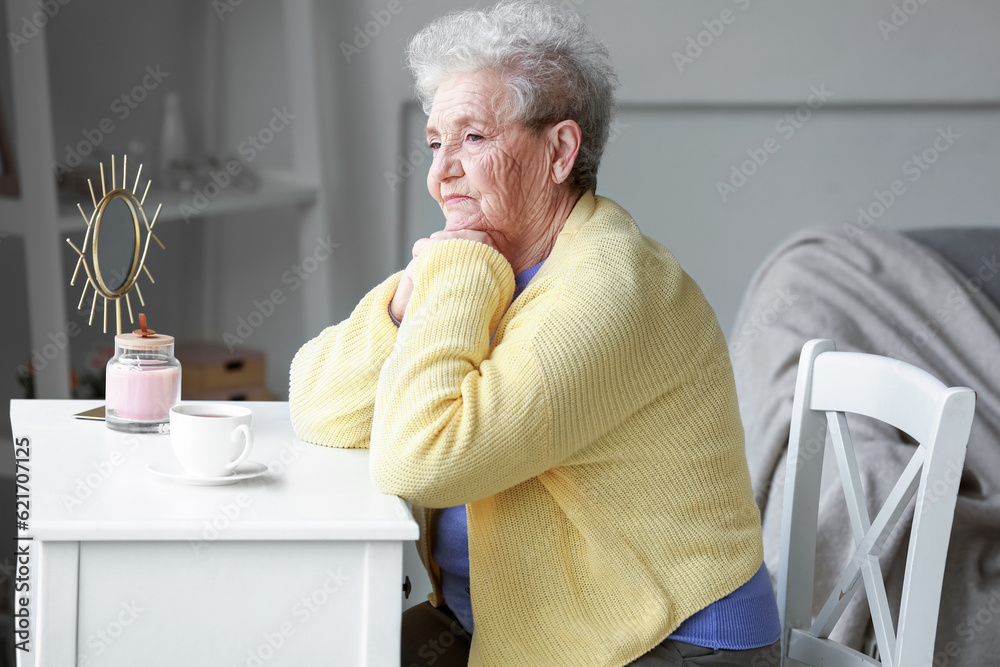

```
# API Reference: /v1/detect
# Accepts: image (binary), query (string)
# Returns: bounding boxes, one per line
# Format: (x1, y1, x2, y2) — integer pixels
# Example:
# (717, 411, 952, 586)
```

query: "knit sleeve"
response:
(370, 238, 555, 507)
(288, 271, 402, 448)
(369, 228, 718, 508)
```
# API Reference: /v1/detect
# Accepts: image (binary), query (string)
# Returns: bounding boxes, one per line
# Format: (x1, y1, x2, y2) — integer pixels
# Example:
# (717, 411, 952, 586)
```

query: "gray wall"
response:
(322, 0, 1000, 335)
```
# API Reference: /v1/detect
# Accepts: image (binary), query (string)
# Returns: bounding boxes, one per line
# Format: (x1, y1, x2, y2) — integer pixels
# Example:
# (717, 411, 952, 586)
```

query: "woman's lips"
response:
(444, 195, 471, 205)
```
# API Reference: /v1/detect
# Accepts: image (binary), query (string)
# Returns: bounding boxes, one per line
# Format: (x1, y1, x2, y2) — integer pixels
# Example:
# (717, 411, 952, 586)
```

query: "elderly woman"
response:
(289, 1, 780, 665)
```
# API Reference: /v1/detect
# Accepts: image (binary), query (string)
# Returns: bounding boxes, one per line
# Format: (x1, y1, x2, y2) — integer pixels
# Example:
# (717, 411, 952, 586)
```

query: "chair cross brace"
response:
(804, 411, 926, 667)
(779, 340, 976, 667)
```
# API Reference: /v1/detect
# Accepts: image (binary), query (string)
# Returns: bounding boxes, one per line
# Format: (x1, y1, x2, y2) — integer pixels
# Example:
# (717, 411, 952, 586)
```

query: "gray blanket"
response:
(729, 224, 1000, 666)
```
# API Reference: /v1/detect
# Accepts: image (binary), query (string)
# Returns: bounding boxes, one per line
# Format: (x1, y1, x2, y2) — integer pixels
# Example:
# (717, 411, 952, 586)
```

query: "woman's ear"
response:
(547, 120, 582, 185)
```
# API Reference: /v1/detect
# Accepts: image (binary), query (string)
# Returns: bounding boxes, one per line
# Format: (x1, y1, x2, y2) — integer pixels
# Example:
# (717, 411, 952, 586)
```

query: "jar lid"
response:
(116, 314, 173, 350)
(115, 332, 175, 350)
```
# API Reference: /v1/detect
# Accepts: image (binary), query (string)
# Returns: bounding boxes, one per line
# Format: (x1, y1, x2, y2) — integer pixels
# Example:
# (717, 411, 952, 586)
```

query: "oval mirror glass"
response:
(96, 195, 137, 293)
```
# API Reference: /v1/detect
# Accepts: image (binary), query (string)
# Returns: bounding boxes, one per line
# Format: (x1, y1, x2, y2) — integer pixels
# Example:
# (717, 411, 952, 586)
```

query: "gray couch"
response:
(904, 227, 1000, 309)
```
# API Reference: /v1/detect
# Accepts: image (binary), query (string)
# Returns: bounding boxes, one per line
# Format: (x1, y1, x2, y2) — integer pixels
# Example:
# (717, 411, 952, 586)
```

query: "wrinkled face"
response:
(425, 73, 552, 245)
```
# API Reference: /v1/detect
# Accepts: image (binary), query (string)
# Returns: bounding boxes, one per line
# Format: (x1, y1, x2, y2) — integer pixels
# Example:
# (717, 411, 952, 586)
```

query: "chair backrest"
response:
(777, 339, 976, 667)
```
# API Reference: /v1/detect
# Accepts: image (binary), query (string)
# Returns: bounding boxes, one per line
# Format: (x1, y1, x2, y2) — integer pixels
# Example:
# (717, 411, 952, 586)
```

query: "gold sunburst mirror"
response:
(66, 154, 164, 334)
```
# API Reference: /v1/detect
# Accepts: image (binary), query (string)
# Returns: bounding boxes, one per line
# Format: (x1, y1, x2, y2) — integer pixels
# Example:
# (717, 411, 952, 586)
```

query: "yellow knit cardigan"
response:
(288, 192, 763, 667)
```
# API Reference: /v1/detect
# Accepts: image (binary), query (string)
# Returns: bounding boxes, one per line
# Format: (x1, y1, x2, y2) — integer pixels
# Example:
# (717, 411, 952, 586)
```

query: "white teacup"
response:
(169, 404, 254, 478)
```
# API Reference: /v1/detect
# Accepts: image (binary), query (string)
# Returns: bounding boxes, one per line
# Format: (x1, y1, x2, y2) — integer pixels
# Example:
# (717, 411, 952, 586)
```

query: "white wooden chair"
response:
(777, 339, 976, 667)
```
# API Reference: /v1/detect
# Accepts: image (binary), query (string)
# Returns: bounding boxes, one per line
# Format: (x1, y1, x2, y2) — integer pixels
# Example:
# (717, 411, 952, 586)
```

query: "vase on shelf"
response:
(158, 92, 189, 190)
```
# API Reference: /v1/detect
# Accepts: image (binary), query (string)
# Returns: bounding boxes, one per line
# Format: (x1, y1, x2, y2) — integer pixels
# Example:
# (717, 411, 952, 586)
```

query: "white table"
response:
(10, 400, 418, 667)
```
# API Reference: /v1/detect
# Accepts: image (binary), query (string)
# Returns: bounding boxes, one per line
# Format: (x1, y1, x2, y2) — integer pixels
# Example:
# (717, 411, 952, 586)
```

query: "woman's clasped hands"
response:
(389, 229, 501, 322)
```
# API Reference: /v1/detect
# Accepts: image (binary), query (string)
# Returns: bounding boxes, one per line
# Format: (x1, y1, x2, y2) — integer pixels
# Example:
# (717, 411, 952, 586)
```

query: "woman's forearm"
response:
(288, 271, 403, 448)
(369, 238, 551, 506)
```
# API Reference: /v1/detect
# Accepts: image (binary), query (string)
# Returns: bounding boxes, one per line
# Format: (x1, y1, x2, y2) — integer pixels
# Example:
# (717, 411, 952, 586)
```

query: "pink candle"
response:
(105, 324, 181, 431)
(106, 361, 180, 421)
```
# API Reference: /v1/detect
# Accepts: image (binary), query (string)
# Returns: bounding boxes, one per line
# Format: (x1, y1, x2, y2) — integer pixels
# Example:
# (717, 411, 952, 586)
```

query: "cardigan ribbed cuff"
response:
(409, 238, 516, 344)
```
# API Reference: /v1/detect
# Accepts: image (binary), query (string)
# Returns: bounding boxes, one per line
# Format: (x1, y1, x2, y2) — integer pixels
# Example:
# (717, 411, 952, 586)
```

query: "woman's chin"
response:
(443, 217, 482, 232)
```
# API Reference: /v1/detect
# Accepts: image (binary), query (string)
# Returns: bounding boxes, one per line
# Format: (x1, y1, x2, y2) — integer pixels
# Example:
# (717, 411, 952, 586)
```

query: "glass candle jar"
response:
(105, 331, 181, 433)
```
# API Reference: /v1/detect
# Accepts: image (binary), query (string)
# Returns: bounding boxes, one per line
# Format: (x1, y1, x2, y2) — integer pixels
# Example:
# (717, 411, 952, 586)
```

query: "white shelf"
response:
(10, 0, 332, 400)
(57, 170, 317, 233)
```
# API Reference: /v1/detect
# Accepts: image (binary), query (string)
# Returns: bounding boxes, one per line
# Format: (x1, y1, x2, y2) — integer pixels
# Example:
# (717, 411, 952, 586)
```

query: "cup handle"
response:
(226, 424, 254, 472)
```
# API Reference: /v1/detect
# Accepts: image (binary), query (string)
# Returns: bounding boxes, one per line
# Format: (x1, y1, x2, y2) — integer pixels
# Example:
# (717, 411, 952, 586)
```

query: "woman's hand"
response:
(389, 229, 501, 321)
(389, 257, 417, 322)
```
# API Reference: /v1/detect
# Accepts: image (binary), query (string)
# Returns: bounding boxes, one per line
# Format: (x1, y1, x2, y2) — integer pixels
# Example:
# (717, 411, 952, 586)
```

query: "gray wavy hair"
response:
(406, 0, 620, 193)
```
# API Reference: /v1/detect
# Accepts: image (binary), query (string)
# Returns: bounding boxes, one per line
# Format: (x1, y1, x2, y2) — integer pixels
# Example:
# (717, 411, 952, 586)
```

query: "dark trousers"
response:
(401, 601, 781, 666)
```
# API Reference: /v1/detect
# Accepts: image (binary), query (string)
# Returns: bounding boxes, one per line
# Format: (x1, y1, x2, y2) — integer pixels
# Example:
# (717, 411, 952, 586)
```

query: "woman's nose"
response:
(430, 146, 463, 181)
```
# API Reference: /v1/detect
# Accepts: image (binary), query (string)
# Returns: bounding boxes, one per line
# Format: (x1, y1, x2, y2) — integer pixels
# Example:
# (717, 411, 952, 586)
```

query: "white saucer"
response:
(147, 460, 269, 486)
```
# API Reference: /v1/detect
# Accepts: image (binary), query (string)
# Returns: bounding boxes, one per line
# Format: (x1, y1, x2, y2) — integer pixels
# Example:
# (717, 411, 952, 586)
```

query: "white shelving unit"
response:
(56, 169, 318, 233)
(2, 0, 332, 400)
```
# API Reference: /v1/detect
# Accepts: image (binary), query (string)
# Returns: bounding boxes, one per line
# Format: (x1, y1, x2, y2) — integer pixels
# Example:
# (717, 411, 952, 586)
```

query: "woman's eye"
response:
(428, 141, 440, 150)
(466, 134, 483, 143)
